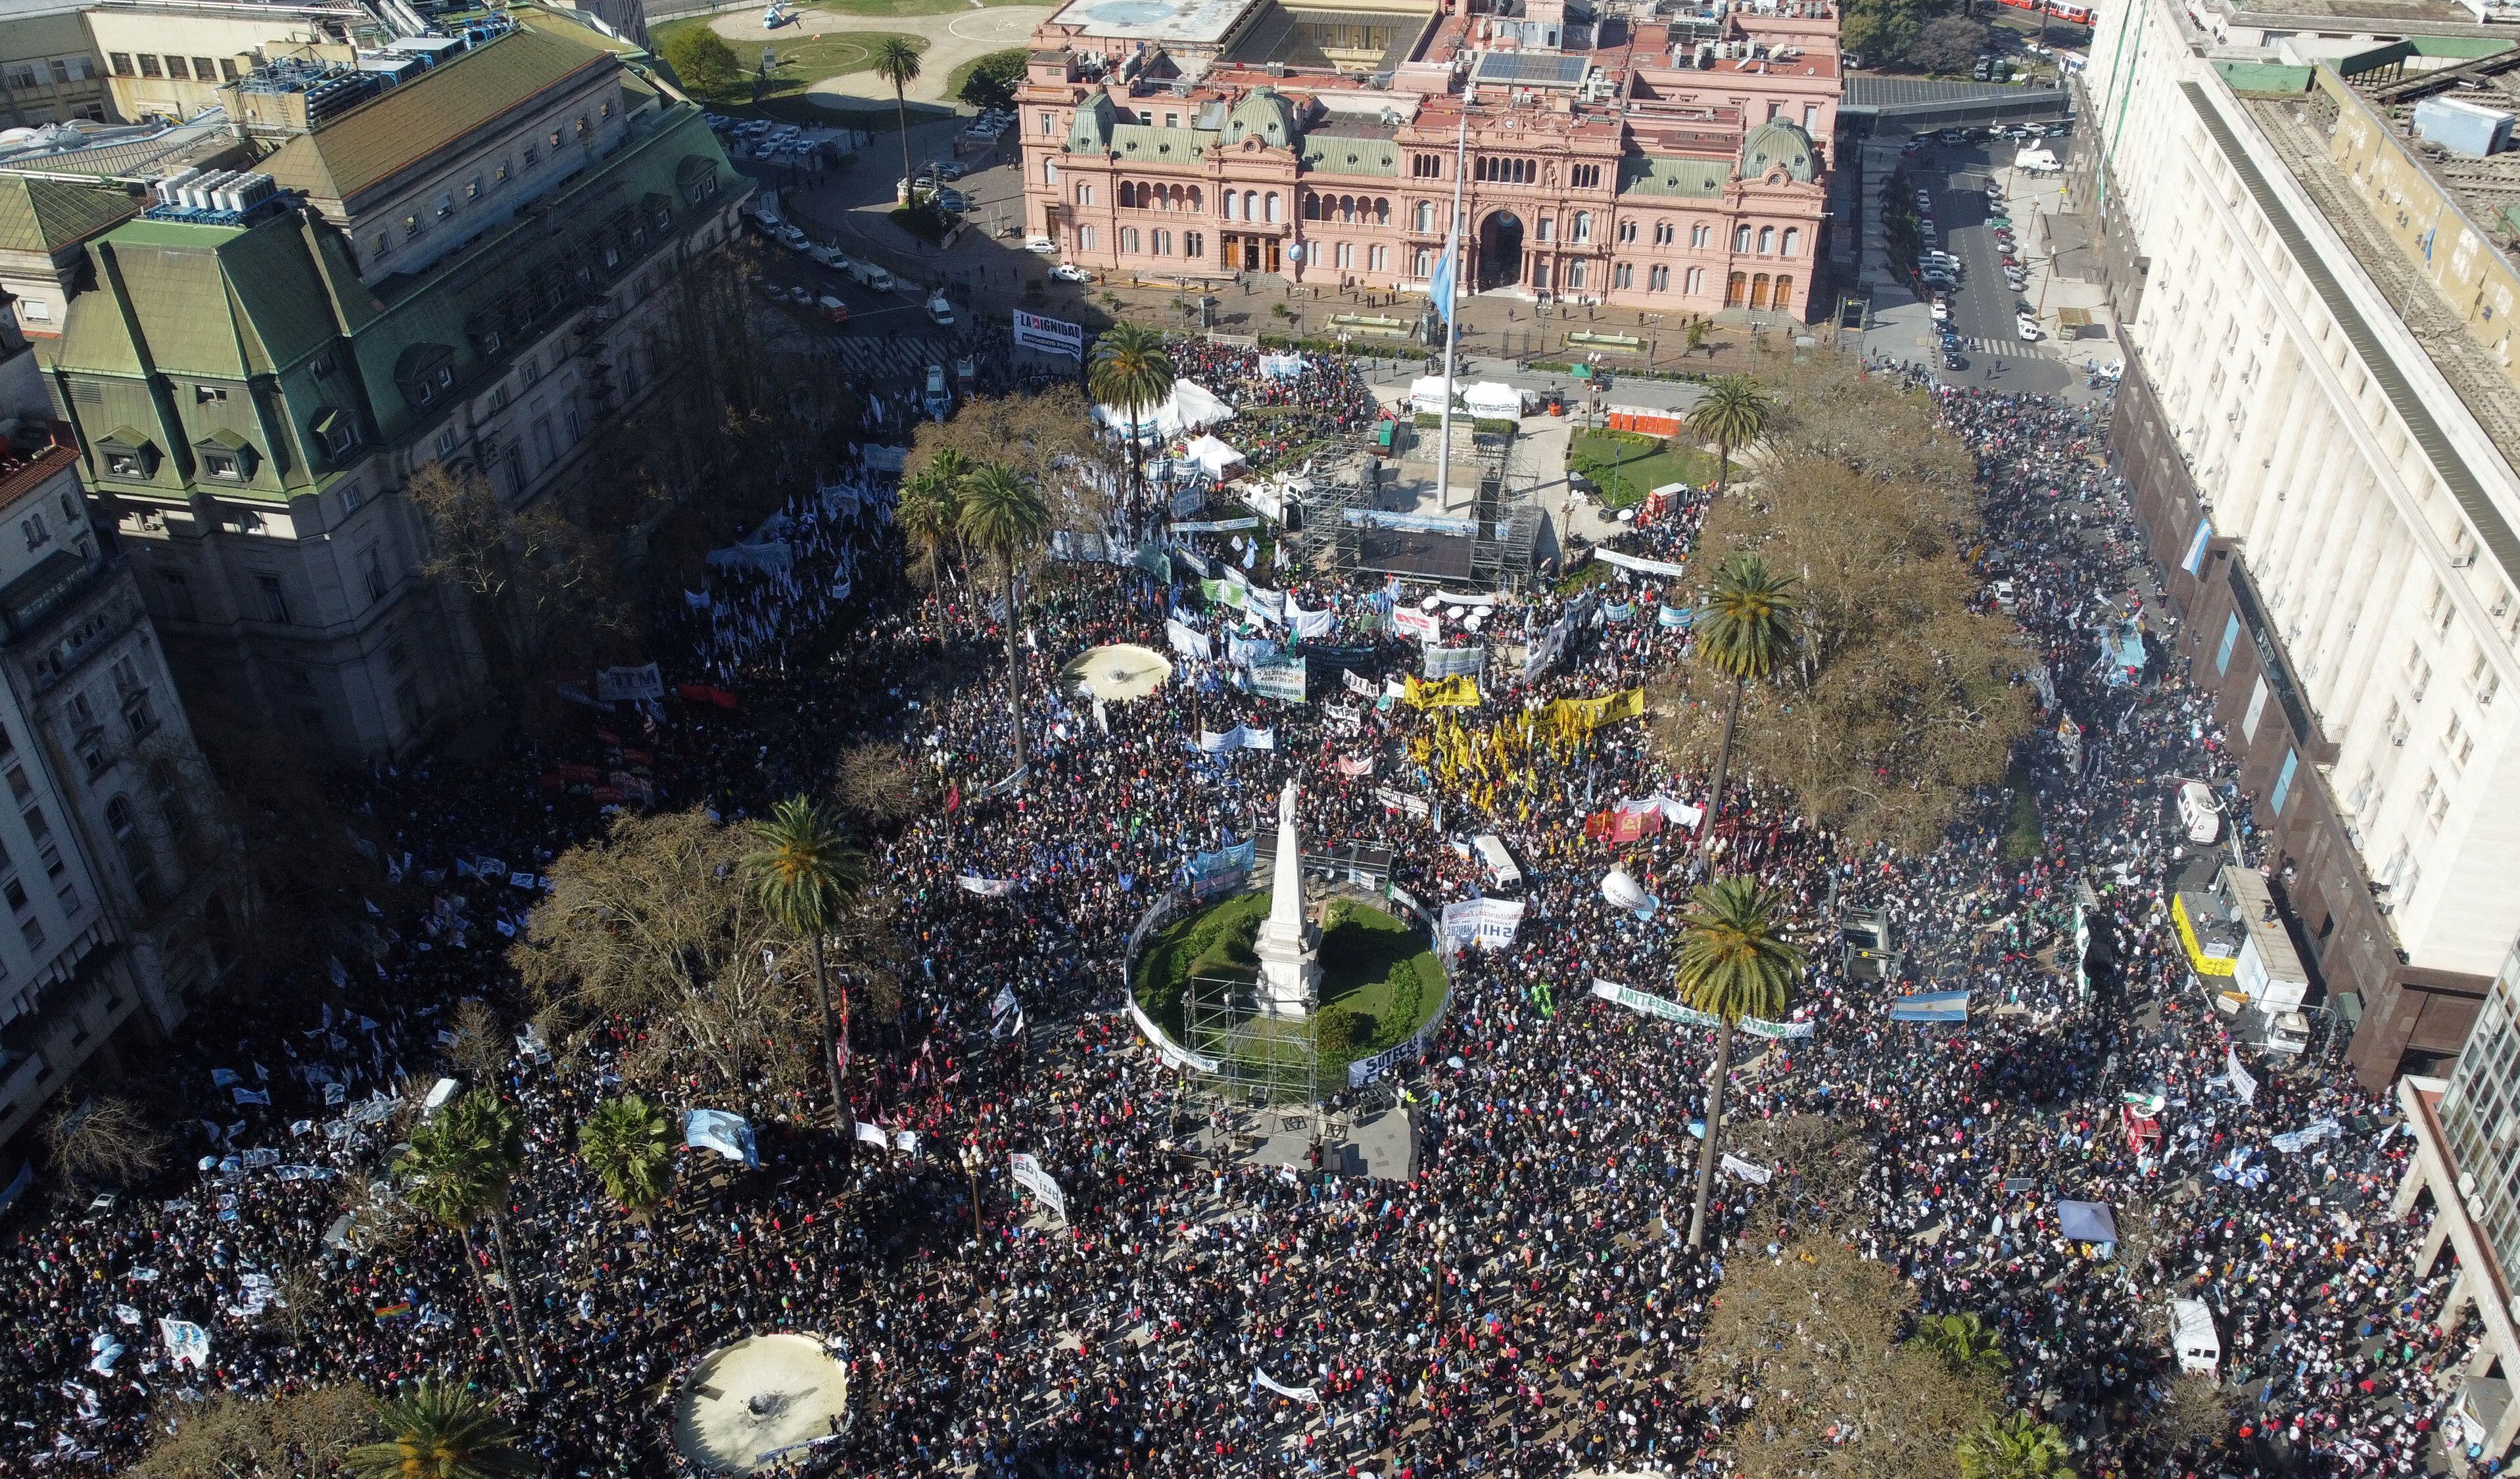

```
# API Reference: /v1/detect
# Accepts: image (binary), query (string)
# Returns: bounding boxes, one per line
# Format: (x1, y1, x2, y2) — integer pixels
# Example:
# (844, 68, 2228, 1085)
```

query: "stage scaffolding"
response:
(1300, 433, 1543, 591)
(1182, 972, 1328, 1106)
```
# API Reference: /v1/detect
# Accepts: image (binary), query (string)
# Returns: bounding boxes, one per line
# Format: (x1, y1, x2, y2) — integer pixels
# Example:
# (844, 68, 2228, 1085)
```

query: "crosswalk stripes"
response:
(1964, 336, 2045, 360)
(826, 334, 952, 382)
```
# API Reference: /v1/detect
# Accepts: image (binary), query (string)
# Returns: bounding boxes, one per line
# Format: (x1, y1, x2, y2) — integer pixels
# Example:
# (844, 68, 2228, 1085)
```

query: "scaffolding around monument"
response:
(1181, 968, 1328, 1106)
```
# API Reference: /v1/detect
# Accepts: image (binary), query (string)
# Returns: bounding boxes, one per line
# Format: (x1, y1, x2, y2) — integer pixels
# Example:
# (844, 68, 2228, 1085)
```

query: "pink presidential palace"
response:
(1016, 0, 1838, 319)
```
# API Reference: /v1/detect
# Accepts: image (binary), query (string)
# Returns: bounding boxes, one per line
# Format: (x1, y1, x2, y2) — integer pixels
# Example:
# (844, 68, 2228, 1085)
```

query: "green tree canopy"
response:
(956, 47, 1028, 110)
(661, 27, 740, 96)
(346, 1378, 533, 1479)
(1686, 374, 1773, 496)
(577, 1095, 674, 1210)
(1959, 1411, 2080, 1479)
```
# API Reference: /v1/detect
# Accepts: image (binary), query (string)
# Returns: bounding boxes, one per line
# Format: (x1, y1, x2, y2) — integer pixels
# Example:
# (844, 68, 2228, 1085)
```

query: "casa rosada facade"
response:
(1015, 3, 1838, 319)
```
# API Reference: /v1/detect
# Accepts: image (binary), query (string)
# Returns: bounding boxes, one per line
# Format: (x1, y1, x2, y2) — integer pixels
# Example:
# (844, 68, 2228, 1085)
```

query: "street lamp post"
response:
(960, 1142, 986, 1251)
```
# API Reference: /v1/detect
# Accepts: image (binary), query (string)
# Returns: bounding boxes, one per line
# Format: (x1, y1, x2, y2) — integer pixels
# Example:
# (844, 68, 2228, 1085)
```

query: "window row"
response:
(1302, 193, 1391, 225)
(1114, 228, 1208, 258)
(107, 51, 234, 82)
(1117, 181, 1203, 212)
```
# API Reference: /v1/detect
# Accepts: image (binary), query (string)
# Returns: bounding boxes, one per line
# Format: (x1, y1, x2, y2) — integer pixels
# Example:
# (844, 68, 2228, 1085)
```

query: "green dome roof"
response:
(1740, 118, 1817, 183)
(1225, 87, 1299, 149)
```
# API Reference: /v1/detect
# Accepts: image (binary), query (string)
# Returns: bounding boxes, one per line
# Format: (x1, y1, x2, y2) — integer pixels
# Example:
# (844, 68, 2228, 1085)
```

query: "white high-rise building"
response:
(2077, 0, 2520, 1087)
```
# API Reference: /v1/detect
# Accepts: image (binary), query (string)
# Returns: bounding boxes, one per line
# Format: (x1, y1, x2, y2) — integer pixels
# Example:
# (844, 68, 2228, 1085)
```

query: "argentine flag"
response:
(1430, 227, 1459, 326)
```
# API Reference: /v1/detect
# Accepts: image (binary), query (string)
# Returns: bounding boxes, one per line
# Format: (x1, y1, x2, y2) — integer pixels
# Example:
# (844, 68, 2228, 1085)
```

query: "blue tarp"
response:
(1888, 989, 1970, 1022)
(2056, 1199, 2118, 1243)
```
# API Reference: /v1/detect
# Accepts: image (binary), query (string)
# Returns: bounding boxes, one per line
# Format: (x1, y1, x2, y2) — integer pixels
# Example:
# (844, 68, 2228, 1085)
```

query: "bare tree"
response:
(132, 1384, 372, 1478)
(1691, 1234, 1996, 1479)
(441, 998, 510, 1082)
(832, 743, 925, 828)
(42, 1092, 170, 1187)
(406, 461, 636, 701)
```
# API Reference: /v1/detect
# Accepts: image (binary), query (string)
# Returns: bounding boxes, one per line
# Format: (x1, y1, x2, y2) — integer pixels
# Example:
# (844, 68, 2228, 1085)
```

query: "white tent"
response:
(1463, 381, 1525, 419)
(1409, 376, 1452, 415)
(1096, 380, 1237, 440)
(1184, 434, 1244, 480)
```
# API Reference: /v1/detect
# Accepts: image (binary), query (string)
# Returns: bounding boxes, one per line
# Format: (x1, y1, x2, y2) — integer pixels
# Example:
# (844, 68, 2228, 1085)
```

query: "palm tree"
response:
(398, 1094, 535, 1384)
(957, 463, 1053, 768)
(1684, 317, 1712, 358)
(1675, 876, 1803, 1250)
(1684, 373, 1771, 497)
(346, 1377, 532, 1479)
(873, 39, 922, 210)
(577, 1095, 673, 1211)
(1919, 1311, 2013, 1377)
(1692, 551, 1799, 864)
(1958, 1411, 2079, 1479)
(1087, 323, 1175, 520)
(743, 796, 867, 1141)
(897, 450, 970, 622)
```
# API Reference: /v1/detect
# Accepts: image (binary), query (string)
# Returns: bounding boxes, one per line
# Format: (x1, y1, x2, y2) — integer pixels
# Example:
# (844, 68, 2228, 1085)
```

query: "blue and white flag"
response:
(683, 1109, 759, 1169)
(1889, 989, 1970, 1023)
(1431, 229, 1458, 326)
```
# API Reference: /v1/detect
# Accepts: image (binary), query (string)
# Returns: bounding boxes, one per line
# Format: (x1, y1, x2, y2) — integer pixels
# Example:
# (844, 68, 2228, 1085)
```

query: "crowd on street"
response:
(0, 345, 2475, 1479)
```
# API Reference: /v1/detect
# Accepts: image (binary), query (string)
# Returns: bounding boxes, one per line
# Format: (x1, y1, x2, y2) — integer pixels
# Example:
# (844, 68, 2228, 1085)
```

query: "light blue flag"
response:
(1430, 229, 1458, 325)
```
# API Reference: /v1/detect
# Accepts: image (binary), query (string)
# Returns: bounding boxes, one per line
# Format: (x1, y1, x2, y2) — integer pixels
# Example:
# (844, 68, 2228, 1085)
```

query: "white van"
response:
(2170, 1298, 2219, 1375)
(2177, 781, 2223, 844)
(1471, 833, 1523, 891)
(845, 260, 894, 293)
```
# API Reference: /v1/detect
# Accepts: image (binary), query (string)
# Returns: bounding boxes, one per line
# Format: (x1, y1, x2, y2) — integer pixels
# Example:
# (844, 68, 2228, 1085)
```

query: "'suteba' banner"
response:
(1421, 644, 1486, 680)
(1010, 1152, 1067, 1221)
(1011, 309, 1084, 358)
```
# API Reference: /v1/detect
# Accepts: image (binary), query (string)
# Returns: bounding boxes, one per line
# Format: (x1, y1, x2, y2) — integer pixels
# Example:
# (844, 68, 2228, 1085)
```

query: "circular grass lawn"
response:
(1132, 891, 1443, 1080)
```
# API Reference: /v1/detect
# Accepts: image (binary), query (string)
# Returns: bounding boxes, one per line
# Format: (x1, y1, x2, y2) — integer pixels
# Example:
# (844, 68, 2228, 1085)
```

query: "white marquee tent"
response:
(1095, 380, 1237, 440)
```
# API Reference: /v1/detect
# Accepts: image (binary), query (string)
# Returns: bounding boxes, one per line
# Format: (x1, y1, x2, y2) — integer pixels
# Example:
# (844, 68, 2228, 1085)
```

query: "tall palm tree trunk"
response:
(488, 1212, 540, 1384)
(1698, 674, 1744, 866)
(461, 1227, 530, 1388)
(895, 87, 912, 211)
(1686, 1018, 1736, 1250)
(1128, 411, 1148, 523)
(1714, 435, 1734, 497)
(809, 931, 848, 1141)
(1002, 563, 1028, 766)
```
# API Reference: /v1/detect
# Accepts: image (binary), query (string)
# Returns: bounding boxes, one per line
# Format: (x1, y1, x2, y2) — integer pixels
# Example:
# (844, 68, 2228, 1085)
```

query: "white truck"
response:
(845, 260, 895, 293)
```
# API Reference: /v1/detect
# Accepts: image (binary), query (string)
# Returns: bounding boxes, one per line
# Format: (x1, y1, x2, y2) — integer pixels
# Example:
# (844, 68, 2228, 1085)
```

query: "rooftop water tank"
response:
(2413, 95, 2513, 157)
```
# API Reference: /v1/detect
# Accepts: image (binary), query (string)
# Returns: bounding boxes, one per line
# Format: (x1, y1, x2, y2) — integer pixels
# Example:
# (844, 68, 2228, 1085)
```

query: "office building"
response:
(2078, 0, 2520, 1085)
(1018, 0, 1838, 317)
(43, 18, 744, 758)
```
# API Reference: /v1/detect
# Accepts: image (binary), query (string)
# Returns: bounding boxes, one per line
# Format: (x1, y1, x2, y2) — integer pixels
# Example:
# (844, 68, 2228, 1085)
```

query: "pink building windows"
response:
(1780, 227, 1799, 257)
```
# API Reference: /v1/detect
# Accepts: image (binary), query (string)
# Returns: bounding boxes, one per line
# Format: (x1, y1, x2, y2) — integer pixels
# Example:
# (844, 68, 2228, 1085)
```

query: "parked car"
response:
(1930, 299, 1951, 321)
(2016, 317, 2042, 341)
(1049, 262, 1091, 283)
(933, 160, 968, 181)
(927, 292, 955, 326)
(818, 294, 849, 324)
(934, 189, 969, 213)
(1943, 350, 1967, 370)
(1023, 234, 1057, 254)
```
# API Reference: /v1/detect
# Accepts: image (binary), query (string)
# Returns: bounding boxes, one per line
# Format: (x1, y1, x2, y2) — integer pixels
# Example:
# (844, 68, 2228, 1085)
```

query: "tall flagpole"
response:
(1435, 112, 1467, 511)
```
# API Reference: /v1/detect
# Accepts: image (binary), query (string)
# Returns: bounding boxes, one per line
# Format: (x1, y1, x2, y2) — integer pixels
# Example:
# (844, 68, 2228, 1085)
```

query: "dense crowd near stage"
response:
(0, 342, 2469, 1479)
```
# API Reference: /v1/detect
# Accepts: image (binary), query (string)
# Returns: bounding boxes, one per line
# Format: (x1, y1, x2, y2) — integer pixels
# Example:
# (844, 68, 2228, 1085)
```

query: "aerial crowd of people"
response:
(0, 340, 2477, 1479)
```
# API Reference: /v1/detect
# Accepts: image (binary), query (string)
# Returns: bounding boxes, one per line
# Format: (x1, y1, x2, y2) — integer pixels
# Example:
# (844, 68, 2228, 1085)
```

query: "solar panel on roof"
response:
(1472, 53, 1588, 86)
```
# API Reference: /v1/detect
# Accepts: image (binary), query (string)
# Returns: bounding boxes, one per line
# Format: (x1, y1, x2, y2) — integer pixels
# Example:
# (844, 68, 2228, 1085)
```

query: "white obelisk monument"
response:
(1254, 780, 1320, 1018)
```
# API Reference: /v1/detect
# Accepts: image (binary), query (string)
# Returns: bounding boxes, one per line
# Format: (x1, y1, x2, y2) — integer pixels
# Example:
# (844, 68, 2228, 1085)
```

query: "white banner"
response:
(957, 874, 1020, 898)
(594, 663, 665, 702)
(1591, 548, 1688, 579)
(2225, 1047, 2258, 1106)
(1588, 979, 1813, 1038)
(1166, 618, 1214, 662)
(1289, 603, 1336, 640)
(1421, 644, 1486, 680)
(1010, 1152, 1067, 1221)
(1249, 659, 1306, 703)
(1342, 668, 1377, 699)
(1012, 309, 1083, 359)
(1721, 1153, 1773, 1185)
(1392, 607, 1440, 641)
(1373, 786, 1431, 817)
(1171, 518, 1260, 534)
(1256, 1367, 1320, 1403)
(1128, 997, 1221, 1073)
(1440, 897, 1525, 951)
(1193, 725, 1275, 753)
(854, 1121, 890, 1146)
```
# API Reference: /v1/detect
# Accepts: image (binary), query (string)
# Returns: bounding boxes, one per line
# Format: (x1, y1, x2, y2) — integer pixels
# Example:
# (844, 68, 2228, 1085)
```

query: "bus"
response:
(1994, 0, 2094, 23)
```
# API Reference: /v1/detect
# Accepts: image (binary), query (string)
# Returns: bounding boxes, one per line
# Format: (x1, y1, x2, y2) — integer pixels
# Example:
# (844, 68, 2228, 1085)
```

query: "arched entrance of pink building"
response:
(1476, 210, 1523, 291)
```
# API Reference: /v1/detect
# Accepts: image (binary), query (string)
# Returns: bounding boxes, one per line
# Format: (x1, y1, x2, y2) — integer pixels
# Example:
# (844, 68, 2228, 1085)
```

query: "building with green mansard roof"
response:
(42, 32, 746, 760)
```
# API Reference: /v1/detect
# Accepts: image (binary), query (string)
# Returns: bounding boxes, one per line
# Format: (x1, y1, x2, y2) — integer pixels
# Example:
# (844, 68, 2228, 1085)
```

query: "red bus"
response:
(1994, 0, 2094, 22)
